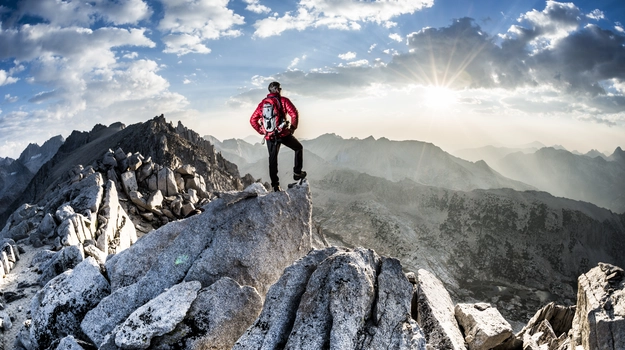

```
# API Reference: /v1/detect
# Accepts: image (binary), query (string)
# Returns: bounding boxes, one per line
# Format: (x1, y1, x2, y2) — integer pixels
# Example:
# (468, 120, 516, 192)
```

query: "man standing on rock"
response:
(250, 81, 306, 192)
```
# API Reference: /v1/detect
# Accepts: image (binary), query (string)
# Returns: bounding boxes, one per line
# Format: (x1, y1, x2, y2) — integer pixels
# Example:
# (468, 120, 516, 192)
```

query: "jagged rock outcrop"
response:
(1, 118, 259, 287)
(113, 281, 202, 349)
(454, 303, 513, 350)
(27, 257, 110, 349)
(235, 247, 427, 350)
(96, 179, 137, 254)
(414, 268, 467, 349)
(7, 183, 311, 349)
(1, 116, 253, 231)
(1, 167, 134, 281)
(54, 335, 89, 350)
(81, 183, 312, 347)
(0, 203, 43, 242)
(161, 277, 263, 349)
(499, 302, 575, 350)
(0, 238, 21, 277)
(1, 309, 13, 332)
(37, 245, 84, 286)
(569, 262, 625, 349)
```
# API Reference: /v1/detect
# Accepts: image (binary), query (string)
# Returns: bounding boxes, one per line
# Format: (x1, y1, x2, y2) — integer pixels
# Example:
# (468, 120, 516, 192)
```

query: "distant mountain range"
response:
(206, 134, 534, 192)
(494, 147, 625, 213)
(452, 143, 612, 165)
(452, 143, 625, 212)
(209, 134, 625, 213)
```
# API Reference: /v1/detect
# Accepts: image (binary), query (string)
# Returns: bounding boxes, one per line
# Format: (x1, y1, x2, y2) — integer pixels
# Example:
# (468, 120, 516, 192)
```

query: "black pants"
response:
(267, 134, 303, 187)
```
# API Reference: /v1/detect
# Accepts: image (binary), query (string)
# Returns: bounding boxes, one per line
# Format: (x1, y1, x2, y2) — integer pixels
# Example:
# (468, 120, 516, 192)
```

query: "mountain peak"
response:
(610, 146, 624, 162)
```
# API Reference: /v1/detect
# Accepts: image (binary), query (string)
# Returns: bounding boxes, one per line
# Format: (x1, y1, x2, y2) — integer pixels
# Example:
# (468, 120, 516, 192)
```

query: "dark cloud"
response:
(530, 24, 625, 96)
(391, 17, 532, 89)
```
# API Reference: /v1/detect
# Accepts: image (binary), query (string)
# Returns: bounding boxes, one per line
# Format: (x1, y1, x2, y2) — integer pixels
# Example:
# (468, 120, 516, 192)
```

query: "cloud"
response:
(288, 55, 306, 70)
(253, 0, 433, 37)
(289, 57, 301, 69)
(389, 33, 402, 42)
(505, 1, 582, 53)
(0, 69, 18, 86)
(383, 48, 398, 56)
(345, 59, 369, 67)
(158, 0, 245, 55)
(253, 8, 316, 38)
(338, 51, 356, 60)
(234, 1, 625, 126)
(243, 0, 271, 14)
(5, 0, 151, 27)
(586, 9, 604, 21)
(0, 24, 154, 62)
(4, 94, 18, 103)
(162, 33, 211, 55)
(123, 51, 139, 59)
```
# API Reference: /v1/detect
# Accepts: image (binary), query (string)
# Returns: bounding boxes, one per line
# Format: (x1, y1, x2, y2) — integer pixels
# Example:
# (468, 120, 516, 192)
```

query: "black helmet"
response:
(268, 81, 281, 93)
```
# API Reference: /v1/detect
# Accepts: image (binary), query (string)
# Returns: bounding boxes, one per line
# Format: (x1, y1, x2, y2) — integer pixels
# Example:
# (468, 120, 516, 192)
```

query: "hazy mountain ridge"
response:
(494, 147, 625, 213)
(453, 144, 543, 165)
(453, 143, 613, 165)
(311, 169, 625, 326)
(208, 133, 534, 192)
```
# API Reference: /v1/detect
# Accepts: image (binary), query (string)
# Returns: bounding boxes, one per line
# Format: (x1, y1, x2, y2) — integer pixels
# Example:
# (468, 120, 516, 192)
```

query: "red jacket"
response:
(250, 93, 299, 140)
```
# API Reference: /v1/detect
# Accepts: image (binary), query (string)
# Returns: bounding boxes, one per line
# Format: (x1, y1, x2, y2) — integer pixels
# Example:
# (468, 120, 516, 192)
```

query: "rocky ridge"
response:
(1, 115, 251, 229)
(2, 174, 624, 349)
(1, 119, 623, 349)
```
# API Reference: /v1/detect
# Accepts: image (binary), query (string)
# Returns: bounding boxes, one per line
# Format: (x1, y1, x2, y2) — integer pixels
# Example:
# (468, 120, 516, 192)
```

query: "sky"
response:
(1, 0, 624, 159)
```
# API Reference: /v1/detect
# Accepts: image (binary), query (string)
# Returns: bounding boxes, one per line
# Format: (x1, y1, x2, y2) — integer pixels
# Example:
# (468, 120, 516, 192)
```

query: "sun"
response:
(423, 86, 458, 109)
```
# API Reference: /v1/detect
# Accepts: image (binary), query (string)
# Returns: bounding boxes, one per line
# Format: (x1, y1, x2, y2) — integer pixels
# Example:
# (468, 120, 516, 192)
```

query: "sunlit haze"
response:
(1, 0, 624, 158)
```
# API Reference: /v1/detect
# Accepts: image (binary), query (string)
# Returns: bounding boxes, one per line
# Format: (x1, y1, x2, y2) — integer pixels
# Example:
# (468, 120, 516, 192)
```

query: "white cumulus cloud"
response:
(0, 69, 18, 86)
(587, 9, 604, 20)
(253, 0, 433, 37)
(244, 0, 271, 14)
(507, 1, 582, 52)
(346, 59, 369, 67)
(123, 51, 139, 59)
(158, 0, 245, 55)
(389, 33, 402, 42)
(339, 51, 356, 60)
(4, 94, 18, 103)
